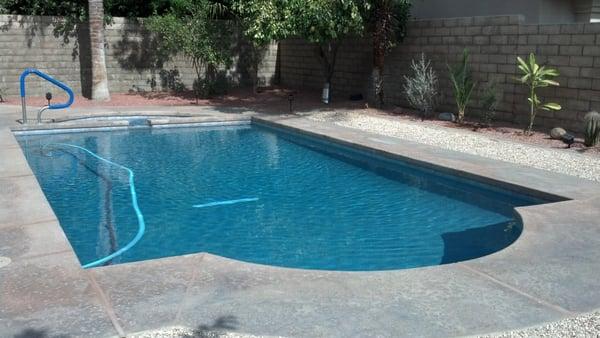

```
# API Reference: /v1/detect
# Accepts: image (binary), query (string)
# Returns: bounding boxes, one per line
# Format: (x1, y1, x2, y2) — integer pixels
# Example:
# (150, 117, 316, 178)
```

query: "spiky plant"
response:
(584, 111, 600, 147)
(448, 49, 476, 124)
(516, 53, 561, 135)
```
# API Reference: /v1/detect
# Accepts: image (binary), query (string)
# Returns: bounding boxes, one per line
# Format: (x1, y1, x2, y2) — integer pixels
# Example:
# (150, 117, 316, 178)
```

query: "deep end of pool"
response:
(15, 122, 548, 271)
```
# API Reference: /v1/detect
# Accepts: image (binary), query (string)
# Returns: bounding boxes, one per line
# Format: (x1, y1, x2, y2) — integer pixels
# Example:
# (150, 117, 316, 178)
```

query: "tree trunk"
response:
(315, 41, 340, 103)
(88, 0, 110, 101)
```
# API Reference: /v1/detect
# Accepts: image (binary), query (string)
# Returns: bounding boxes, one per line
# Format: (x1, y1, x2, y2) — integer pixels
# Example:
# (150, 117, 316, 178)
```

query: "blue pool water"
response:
(17, 123, 545, 271)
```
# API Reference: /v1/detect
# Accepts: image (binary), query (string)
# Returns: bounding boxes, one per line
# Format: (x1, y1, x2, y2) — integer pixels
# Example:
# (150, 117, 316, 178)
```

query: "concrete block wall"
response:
(280, 15, 600, 132)
(279, 38, 372, 99)
(0, 15, 278, 98)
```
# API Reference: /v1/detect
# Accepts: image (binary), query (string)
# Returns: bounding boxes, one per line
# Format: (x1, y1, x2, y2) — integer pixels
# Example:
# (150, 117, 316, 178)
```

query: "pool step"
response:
(128, 118, 151, 128)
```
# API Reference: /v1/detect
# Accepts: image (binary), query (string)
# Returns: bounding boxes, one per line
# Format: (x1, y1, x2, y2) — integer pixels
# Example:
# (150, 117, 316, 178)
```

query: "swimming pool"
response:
(17, 122, 546, 271)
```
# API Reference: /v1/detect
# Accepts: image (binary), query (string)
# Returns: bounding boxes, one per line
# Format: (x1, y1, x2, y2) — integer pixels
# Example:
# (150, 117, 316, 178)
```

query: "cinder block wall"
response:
(0, 15, 278, 97)
(280, 15, 600, 132)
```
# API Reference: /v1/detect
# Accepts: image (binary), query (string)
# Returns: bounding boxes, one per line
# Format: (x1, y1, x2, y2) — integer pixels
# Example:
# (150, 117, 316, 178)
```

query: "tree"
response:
(368, 0, 410, 107)
(290, 0, 369, 103)
(88, 0, 110, 100)
(147, 0, 233, 102)
(231, 0, 292, 92)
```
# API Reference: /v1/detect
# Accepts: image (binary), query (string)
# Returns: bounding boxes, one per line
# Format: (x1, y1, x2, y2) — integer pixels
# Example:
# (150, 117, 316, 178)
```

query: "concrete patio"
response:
(1, 105, 600, 337)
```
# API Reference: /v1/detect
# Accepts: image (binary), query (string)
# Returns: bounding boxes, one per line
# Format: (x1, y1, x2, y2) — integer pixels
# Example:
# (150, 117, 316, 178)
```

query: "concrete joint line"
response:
(85, 270, 127, 338)
(0, 173, 34, 180)
(174, 253, 205, 323)
(1, 217, 58, 229)
(460, 264, 574, 316)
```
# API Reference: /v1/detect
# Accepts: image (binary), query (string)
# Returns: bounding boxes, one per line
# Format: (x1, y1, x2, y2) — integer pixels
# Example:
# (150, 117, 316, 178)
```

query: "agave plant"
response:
(516, 53, 561, 135)
(448, 49, 476, 124)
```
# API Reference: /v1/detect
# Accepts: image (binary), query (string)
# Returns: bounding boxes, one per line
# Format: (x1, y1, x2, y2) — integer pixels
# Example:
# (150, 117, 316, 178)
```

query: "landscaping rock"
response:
(550, 127, 567, 140)
(438, 112, 456, 122)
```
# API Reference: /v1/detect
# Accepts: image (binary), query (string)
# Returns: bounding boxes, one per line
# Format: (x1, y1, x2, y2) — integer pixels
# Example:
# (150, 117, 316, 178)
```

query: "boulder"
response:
(438, 112, 456, 122)
(550, 127, 567, 140)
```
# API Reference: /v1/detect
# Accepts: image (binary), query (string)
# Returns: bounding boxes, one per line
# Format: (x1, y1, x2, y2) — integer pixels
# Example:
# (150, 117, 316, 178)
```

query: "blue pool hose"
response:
(45, 143, 145, 269)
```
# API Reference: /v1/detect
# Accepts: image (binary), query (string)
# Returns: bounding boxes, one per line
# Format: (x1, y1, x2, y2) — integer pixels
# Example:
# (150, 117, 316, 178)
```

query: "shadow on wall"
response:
(0, 15, 95, 98)
(111, 20, 182, 92)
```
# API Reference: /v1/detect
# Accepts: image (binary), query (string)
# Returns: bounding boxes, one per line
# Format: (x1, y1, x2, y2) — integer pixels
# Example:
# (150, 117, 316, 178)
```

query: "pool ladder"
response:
(19, 68, 75, 124)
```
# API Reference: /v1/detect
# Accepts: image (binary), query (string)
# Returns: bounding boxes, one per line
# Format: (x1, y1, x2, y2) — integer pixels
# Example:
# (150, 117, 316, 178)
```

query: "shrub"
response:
(584, 111, 600, 147)
(479, 81, 500, 127)
(448, 49, 476, 124)
(403, 53, 438, 119)
(516, 53, 561, 135)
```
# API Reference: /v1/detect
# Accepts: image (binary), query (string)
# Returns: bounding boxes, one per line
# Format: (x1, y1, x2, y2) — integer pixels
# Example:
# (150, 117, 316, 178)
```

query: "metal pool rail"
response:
(20, 68, 75, 124)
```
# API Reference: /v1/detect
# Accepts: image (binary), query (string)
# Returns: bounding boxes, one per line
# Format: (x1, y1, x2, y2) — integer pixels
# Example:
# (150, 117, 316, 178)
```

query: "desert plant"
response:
(516, 53, 561, 135)
(403, 53, 438, 119)
(448, 49, 476, 124)
(584, 111, 600, 147)
(479, 80, 500, 127)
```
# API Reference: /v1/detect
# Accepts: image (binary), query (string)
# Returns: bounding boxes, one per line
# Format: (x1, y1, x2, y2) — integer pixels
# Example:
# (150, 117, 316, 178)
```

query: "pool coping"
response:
(1, 111, 600, 337)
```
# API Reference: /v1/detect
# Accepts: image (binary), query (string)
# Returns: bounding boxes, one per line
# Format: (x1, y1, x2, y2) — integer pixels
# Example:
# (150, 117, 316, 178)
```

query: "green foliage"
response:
(146, 0, 233, 100)
(289, 0, 370, 102)
(584, 111, 600, 147)
(479, 80, 500, 127)
(516, 53, 561, 134)
(369, 0, 411, 107)
(290, 0, 369, 45)
(448, 49, 476, 124)
(232, 0, 291, 46)
(403, 53, 438, 119)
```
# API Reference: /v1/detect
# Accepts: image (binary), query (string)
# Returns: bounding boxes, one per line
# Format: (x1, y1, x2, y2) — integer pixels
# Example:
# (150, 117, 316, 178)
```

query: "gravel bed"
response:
(128, 326, 281, 338)
(478, 310, 600, 337)
(306, 111, 600, 182)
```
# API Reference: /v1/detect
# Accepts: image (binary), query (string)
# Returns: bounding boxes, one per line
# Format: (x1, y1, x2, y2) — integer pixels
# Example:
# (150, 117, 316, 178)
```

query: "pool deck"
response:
(1, 106, 600, 337)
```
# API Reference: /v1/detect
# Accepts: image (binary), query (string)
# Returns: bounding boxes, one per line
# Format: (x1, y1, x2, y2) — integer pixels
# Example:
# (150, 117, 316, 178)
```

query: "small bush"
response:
(479, 81, 500, 127)
(403, 53, 438, 119)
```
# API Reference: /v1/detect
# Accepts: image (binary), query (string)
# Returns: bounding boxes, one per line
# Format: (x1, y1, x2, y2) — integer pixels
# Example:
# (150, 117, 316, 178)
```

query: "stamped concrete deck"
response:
(1, 106, 599, 337)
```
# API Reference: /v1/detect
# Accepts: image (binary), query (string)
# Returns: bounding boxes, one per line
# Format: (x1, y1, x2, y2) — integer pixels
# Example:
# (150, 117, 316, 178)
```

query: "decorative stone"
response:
(550, 127, 567, 140)
(0, 256, 11, 269)
(438, 112, 456, 122)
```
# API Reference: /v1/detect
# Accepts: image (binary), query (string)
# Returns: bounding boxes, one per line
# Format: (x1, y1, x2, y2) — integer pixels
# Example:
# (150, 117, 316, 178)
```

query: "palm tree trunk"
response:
(88, 0, 110, 101)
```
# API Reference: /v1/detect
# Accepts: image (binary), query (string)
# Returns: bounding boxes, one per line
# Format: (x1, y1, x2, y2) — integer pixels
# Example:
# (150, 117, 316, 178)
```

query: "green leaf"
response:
(542, 103, 562, 111)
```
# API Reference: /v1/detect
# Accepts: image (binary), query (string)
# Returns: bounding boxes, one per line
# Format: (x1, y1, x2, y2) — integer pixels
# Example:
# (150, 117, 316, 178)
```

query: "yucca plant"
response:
(516, 53, 561, 135)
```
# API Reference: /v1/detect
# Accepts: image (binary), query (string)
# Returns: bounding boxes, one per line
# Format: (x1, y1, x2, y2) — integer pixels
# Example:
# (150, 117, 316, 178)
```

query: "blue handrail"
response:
(20, 68, 75, 123)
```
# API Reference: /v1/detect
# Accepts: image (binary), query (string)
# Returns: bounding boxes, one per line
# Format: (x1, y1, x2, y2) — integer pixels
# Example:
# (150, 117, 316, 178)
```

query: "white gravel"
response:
(128, 326, 282, 338)
(479, 310, 600, 338)
(305, 111, 600, 182)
